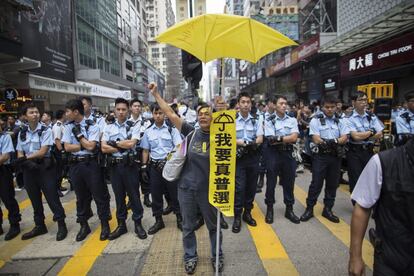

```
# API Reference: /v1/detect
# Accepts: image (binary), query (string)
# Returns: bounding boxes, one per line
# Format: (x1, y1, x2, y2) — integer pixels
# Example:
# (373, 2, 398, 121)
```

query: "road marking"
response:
(294, 185, 374, 269)
(2, 199, 31, 218)
(0, 199, 77, 269)
(57, 210, 117, 276)
(248, 202, 299, 276)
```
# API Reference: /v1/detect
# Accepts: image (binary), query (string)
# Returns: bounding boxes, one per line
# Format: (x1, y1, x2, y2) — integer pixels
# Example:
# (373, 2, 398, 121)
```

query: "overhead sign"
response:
(3, 88, 19, 101)
(209, 110, 236, 217)
(29, 75, 91, 95)
(77, 81, 131, 100)
(341, 32, 414, 78)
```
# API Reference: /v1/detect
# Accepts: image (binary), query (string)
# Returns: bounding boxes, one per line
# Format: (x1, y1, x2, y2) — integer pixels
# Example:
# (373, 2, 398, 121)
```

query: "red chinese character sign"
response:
(209, 110, 236, 217)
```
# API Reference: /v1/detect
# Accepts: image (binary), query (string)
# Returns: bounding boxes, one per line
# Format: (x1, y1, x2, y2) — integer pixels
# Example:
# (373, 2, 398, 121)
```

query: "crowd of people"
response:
(0, 84, 413, 275)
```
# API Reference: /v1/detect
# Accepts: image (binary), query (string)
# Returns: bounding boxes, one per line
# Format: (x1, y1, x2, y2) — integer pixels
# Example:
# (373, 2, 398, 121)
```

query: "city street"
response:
(0, 170, 375, 276)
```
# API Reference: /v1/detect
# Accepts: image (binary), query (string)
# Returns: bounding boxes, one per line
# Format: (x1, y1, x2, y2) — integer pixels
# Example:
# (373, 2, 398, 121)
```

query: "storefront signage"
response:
(323, 76, 338, 91)
(77, 81, 131, 100)
(341, 32, 414, 78)
(3, 88, 19, 101)
(29, 75, 91, 95)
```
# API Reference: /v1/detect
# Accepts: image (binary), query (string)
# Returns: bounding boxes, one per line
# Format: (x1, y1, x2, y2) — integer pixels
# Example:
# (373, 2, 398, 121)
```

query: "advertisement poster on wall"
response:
(19, 0, 74, 82)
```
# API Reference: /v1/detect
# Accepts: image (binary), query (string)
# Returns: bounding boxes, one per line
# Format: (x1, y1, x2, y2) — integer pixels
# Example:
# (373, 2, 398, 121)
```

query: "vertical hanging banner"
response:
(209, 110, 236, 217)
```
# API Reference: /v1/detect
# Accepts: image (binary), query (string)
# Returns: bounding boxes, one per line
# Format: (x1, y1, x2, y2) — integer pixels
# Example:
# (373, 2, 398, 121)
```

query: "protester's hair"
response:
(197, 104, 211, 115)
(404, 90, 414, 101)
(55, 110, 65, 120)
(115, 97, 129, 107)
(65, 99, 85, 115)
(321, 96, 338, 105)
(229, 98, 238, 109)
(151, 103, 161, 112)
(237, 92, 252, 102)
(351, 91, 367, 101)
(79, 96, 92, 105)
(130, 98, 142, 106)
(274, 95, 287, 103)
(21, 103, 38, 115)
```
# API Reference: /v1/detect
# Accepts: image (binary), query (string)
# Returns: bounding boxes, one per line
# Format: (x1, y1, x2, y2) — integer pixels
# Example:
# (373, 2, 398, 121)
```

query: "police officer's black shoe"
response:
(148, 216, 165, 235)
(144, 194, 152, 208)
(134, 221, 147, 239)
(0, 225, 3, 236)
(242, 211, 257, 226)
(300, 207, 314, 222)
(108, 220, 127, 240)
(100, 220, 111, 241)
(5, 223, 20, 241)
(322, 207, 340, 223)
(162, 205, 173, 215)
(265, 206, 274, 224)
(176, 213, 183, 231)
(21, 224, 48, 240)
(232, 215, 242, 233)
(56, 220, 68, 241)
(76, 222, 91, 242)
(220, 214, 228, 229)
(184, 259, 198, 274)
(285, 205, 300, 224)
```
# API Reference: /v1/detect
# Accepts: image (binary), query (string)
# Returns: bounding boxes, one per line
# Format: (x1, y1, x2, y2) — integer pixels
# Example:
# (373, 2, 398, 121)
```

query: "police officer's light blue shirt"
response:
(236, 113, 263, 142)
(16, 123, 53, 157)
(0, 132, 15, 164)
(309, 114, 349, 140)
(265, 113, 299, 137)
(86, 113, 106, 134)
(396, 110, 414, 134)
(102, 120, 141, 157)
(258, 111, 276, 137)
(140, 122, 182, 160)
(346, 111, 384, 144)
(61, 119, 100, 156)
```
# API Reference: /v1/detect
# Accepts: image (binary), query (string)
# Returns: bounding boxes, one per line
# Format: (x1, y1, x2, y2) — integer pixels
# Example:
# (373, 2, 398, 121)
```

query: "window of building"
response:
(126, 75, 133, 82)
(125, 60, 132, 71)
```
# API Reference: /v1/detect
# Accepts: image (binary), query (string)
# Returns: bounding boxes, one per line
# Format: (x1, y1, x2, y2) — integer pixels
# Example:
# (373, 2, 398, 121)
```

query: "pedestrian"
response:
(262, 95, 300, 224)
(300, 96, 349, 223)
(346, 91, 383, 195)
(149, 83, 225, 274)
(15, 104, 67, 241)
(101, 97, 147, 240)
(52, 109, 68, 197)
(62, 99, 111, 242)
(395, 90, 414, 145)
(348, 137, 414, 276)
(232, 92, 263, 233)
(0, 122, 21, 240)
(140, 103, 182, 235)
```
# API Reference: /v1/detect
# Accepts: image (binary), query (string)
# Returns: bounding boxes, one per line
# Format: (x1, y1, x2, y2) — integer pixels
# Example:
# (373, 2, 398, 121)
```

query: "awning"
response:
(7, 0, 33, 10)
(320, 2, 414, 55)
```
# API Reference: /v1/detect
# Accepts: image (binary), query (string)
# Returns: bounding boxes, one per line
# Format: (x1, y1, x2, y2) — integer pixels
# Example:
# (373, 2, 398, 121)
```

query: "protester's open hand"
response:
(348, 257, 365, 276)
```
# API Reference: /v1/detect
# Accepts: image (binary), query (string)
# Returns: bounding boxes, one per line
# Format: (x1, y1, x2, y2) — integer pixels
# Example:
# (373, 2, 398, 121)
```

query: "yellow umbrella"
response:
(155, 13, 297, 63)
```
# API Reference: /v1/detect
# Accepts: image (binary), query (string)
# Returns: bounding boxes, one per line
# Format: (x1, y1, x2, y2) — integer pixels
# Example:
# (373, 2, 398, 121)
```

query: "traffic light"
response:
(181, 50, 202, 89)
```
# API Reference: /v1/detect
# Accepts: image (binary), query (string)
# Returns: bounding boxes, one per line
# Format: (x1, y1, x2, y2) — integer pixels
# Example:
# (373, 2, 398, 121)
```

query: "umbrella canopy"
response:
(156, 13, 297, 63)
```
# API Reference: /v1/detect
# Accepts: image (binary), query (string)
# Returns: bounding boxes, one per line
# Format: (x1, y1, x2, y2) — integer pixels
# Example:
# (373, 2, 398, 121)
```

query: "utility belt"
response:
(348, 143, 374, 152)
(107, 154, 139, 167)
(271, 143, 293, 151)
(236, 145, 259, 159)
(68, 154, 97, 164)
(149, 158, 167, 173)
(312, 143, 345, 157)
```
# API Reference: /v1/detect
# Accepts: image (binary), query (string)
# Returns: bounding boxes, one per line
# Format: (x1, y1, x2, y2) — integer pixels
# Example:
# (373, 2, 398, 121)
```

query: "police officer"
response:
(140, 103, 183, 235)
(232, 92, 263, 233)
(15, 104, 67, 241)
(52, 110, 68, 196)
(256, 100, 272, 193)
(300, 96, 349, 223)
(396, 91, 414, 146)
(62, 99, 111, 241)
(0, 122, 21, 240)
(129, 98, 152, 207)
(101, 98, 147, 240)
(349, 137, 414, 276)
(262, 95, 300, 224)
(346, 91, 383, 194)
(80, 96, 106, 133)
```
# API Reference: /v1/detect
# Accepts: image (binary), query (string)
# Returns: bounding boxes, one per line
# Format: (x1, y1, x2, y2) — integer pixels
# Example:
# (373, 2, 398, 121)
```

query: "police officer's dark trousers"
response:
(149, 163, 179, 217)
(346, 146, 373, 193)
(0, 165, 21, 226)
(69, 160, 111, 223)
(110, 163, 143, 222)
(235, 153, 259, 215)
(54, 152, 64, 188)
(23, 160, 65, 225)
(306, 153, 341, 208)
(265, 146, 296, 206)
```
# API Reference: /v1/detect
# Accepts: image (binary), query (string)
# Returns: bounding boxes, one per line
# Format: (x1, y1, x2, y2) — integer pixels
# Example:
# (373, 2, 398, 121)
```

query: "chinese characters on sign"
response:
(209, 111, 236, 217)
(349, 53, 373, 71)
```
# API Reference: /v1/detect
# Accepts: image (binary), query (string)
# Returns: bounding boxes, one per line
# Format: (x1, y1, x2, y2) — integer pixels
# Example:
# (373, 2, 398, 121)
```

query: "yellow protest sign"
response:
(209, 110, 236, 217)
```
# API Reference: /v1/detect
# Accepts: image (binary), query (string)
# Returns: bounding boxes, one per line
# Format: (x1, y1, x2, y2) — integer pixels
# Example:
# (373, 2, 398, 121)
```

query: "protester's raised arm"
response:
(148, 82, 183, 131)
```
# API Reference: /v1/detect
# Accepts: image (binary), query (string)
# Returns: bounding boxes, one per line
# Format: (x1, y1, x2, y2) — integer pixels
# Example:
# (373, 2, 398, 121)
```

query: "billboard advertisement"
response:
(19, 0, 74, 82)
